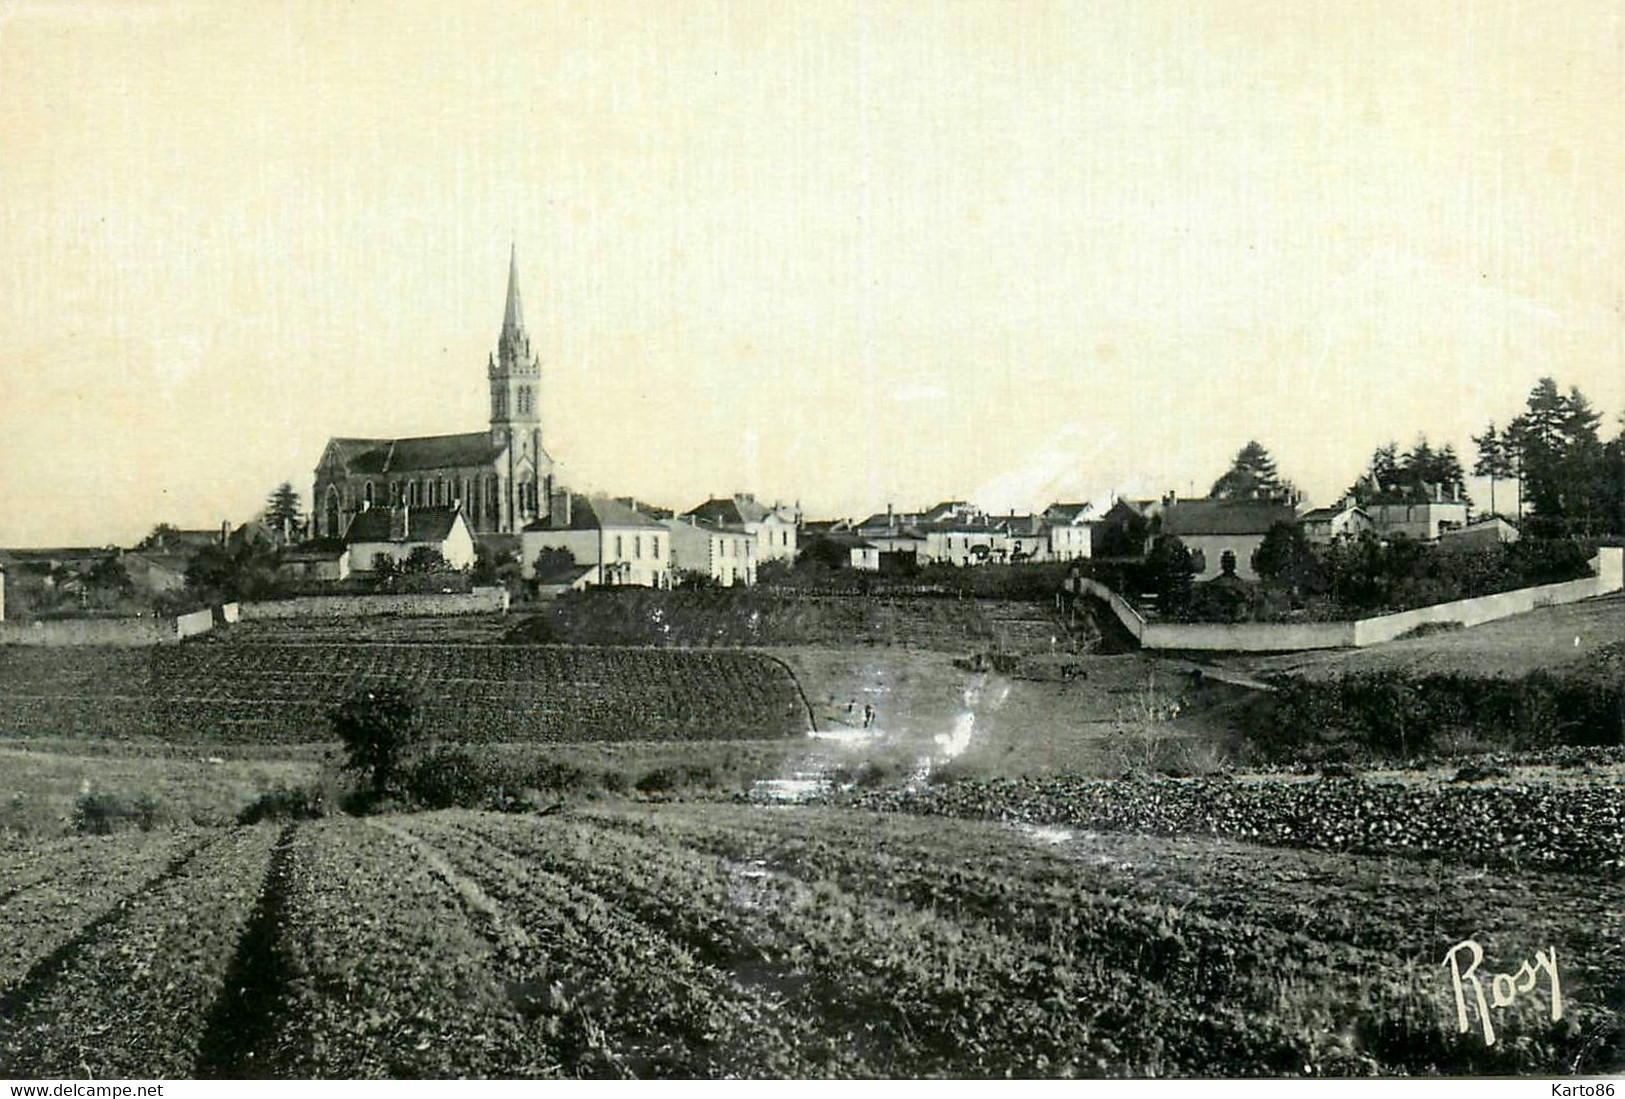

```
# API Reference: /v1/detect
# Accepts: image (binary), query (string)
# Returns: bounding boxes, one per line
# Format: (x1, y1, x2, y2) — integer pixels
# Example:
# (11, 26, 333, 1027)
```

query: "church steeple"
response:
(502, 241, 524, 340)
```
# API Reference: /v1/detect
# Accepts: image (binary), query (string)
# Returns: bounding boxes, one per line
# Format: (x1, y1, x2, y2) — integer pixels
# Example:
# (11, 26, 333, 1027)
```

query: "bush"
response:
(73, 792, 159, 835)
(329, 685, 425, 797)
(1261, 670, 1623, 762)
(237, 784, 328, 824)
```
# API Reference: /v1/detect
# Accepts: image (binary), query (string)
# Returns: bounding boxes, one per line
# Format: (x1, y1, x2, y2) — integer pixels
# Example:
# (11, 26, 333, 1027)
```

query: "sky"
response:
(1, 0, 1621, 547)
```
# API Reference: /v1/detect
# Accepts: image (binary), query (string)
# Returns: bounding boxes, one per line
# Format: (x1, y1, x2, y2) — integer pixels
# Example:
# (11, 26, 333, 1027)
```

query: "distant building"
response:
(664, 515, 757, 586)
(521, 494, 670, 588)
(800, 531, 880, 572)
(1040, 502, 1097, 561)
(313, 248, 555, 538)
(1160, 500, 1296, 581)
(1366, 490, 1471, 542)
(122, 553, 190, 597)
(1437, 516, 1520, 552)
(344, 505, 476, 574)
(683, 494, 799, 563)
(277, 540, 353, 582)
(1297, 500, 1374, 545)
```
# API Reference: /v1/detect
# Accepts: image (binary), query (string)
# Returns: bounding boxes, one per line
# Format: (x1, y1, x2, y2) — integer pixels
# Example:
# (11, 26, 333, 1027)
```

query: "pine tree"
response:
(265, 482, 302, 540)
(1472, 422, 1512, 518)
(1210, 441, 1289, 502)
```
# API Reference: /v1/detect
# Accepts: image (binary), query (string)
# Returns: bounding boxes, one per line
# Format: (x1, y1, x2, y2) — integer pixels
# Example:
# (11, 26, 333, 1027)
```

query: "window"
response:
(781, 530, 788, 547)
(615, 535, 623, 558)
(364, 482, 374, 507)
(635, 536, 643, 559)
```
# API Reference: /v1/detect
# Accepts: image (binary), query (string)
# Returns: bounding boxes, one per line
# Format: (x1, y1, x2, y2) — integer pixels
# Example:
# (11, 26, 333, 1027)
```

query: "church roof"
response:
(326, 432, 507, 475)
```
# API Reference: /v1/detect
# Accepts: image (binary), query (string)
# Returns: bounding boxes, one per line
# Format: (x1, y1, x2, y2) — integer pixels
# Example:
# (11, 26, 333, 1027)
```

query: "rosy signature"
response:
(1443, 939, 1563, 1047)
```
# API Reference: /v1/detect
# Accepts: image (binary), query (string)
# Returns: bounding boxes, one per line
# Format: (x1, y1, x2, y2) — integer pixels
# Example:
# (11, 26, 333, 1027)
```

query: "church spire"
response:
(502, 240, 524, 339)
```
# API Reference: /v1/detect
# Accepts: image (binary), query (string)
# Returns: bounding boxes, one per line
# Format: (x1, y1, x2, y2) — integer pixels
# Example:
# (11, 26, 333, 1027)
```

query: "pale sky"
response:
(1, 0, 1621, 547)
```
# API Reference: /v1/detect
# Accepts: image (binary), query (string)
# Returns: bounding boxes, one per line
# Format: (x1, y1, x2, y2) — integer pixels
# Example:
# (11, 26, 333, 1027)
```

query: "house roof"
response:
(345, 505, 466, 545)
(1299, 504, 1367, 522)
(685, 494, 790, 526)
(1161, 501, 1296, 537)
(1042, 502, 1094, 523)
(808, 532, 877, 550)
(529, 495, 667, 532)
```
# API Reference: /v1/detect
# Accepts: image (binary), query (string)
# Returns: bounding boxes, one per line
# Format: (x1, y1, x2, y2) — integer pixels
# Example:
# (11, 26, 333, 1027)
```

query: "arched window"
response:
(438, 478, 449, 507)
(364, 481, 374, 507)
(324, 486, 341, 538)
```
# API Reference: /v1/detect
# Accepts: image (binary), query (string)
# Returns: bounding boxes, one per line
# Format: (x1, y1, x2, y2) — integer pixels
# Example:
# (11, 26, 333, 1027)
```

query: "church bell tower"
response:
(489, 244, 547, 528)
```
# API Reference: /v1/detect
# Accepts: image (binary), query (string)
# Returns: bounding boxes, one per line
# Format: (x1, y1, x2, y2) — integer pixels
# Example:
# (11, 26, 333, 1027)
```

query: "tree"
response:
(135, 524, 181, 552)
(1251, 521, 1324, 597)
(84, 555, 133, 595)
(402, 546, 449, 574)
(1508, 377, 1609, 536)
(532, 548, 576, 582)
(329, 685, 424, 798)
(1140, 536, 1196, 615)
(265, 482, 302, 539)
(1472, 421, 1512, 518)
(1210, 441, 1292, 503)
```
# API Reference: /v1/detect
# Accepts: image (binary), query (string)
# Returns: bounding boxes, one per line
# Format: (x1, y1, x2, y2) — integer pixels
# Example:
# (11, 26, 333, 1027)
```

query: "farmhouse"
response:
(522, 494, 670, 588)
(344, 505, 476, 574)
(1160, 500, 1296, 581)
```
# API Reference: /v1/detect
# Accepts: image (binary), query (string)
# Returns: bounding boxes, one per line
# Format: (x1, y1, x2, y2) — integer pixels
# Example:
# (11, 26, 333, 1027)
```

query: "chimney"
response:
(220, 521, 229, 546)
(887, 503, 895, 532)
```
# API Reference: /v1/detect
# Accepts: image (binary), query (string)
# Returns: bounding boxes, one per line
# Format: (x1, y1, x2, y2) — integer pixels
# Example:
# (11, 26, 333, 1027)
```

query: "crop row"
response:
(243, 816, 546, 1078)
(0, 826, 278, 1078)
(0, 830, 202, 991)
(0, 643, 809, 744)
(576, 802, 1620, 1075)
(844, 775, 1625, 874)
(448, 811, 1337, 1078)
(393, 816, 846, 1077)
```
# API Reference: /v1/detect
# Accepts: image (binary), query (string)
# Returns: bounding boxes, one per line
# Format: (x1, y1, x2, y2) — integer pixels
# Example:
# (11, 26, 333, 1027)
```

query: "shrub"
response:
(237, 784, 328, 824)
(73, 792, 159, 835)
(329, 685, 425, 797)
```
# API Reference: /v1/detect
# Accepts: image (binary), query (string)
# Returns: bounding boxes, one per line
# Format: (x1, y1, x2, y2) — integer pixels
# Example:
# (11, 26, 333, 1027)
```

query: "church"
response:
(311, 247, 555, 538)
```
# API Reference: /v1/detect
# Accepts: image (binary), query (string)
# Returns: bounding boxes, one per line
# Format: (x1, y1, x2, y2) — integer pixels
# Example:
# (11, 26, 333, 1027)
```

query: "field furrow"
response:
(0, 830, 202, 992)
(393, 814, 851, 1078)
(450, 811, 1329, 1078)
(0, 825, 277, 1078)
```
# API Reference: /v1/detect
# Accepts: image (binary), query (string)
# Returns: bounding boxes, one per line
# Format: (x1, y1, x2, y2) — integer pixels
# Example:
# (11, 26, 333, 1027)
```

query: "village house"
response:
(1297, 499, 1374, 545)
(1364, 483, 1472, 541)
(663, 515, 757, 586)
(1040, 502, 1097, 561)
(276, 540, 353, 582)
(995, 515, 1050, 562)
(522, 494, 670, 588)
(684, 494, 799, 564)
(1159, 499, 1297, 582)
(344, 504, 476, 575)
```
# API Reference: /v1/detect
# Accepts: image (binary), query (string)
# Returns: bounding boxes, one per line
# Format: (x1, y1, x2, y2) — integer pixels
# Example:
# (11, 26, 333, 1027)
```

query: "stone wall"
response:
(238, 587, 509, 620)
(0, 617, 175, 647)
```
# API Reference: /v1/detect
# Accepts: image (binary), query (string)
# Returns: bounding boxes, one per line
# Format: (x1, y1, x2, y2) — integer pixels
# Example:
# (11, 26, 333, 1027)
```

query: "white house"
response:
(684, 493, 799, 564)
(522, 494, 670, 588)
(343, 504, 476, 574)
(664, 515, 757, 586)
(1297, 500, 1375, 545)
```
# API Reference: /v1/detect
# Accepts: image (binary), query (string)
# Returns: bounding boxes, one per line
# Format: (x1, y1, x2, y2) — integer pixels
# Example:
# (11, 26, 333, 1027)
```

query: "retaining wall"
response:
(1073, 546, 1624, 653)
(238, 587, 509, 621)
